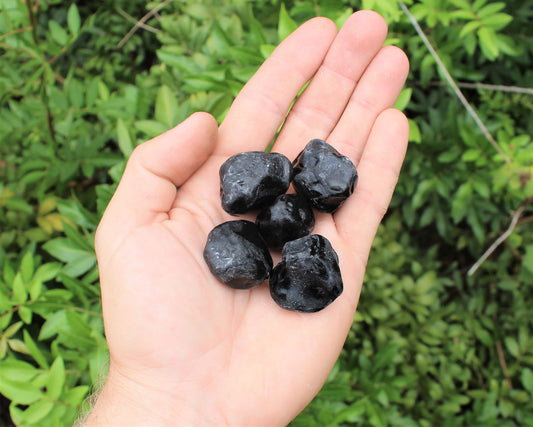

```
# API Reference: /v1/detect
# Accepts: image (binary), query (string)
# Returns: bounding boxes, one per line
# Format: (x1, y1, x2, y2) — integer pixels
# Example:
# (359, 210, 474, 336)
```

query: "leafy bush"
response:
(1, 0, 532, 425)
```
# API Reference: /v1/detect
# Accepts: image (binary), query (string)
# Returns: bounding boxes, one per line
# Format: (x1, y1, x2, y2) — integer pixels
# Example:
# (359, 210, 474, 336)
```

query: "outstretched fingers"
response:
(95, 112, 219, 265)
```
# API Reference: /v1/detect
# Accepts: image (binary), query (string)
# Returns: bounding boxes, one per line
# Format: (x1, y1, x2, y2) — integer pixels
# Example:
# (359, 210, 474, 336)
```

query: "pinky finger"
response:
(334, 108, 409, 264)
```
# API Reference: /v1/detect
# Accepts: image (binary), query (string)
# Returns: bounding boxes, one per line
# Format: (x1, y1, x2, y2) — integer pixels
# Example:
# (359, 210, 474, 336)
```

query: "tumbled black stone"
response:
(269, 235, 343, 312)
(292, 139, 358, 213)
(220, 151, 293, 215)
(256, 194, 315, 251)
(203, 220, 273, 289)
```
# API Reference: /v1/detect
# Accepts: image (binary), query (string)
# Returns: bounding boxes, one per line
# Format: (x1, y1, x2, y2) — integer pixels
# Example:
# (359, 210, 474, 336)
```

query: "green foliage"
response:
(1, 0, 533, 425)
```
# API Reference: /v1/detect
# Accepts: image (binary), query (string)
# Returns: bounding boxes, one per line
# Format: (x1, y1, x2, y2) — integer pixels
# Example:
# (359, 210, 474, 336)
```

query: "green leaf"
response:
(19, 400, 55, 425)
(523, 245, 533, 274)
(4, 197, 33, 214)
(481, 13, 512, 30)
(33, 262, 62, 284)
(394, 88, 412, 111)
(63, 254, 96, 278)
(504, 336, 520, 358)
(260, 44, 276, 59)
(8, 338, 30, 354)
(477, 2, 506, 18)
(0, 338, 6, 358)
(0, 359, 38, 382)
(155, 85, 179, 129)
(478, 27, 499, 60)
(462, 148, 480, 162)
(472, 180, 490, 199)
(3, 321, 23, 338)
(451, 182, 472, 223)
(12, 273, 27, 304)
(56, 199, 98, 229)
(134, 120, 168, 139)
(24, 330, 49, 369)
(19, 306, 32, 324)
(49, 20, 68, 46)
(67, 3, 81, 36)
(373, 344, 399, 371)
(116, 118, 134, 157)
(0, 377, 43, 405)
(20, 250, 34, 283)
(39, 309, 67, 341)
(408, 119, 421, 143)
(47, 357, 65, 400)
(522, 368, 533, 394)
(43, 237, 92, 263)
(64, 385, 89, 406)
(278, 3, 298, 42)
(459, 20, 480, 38)
(211, 20, 232, 56)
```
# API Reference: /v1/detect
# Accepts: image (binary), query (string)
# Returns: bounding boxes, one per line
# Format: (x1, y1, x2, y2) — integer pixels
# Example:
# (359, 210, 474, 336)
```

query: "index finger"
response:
(217, 17, 338, 156)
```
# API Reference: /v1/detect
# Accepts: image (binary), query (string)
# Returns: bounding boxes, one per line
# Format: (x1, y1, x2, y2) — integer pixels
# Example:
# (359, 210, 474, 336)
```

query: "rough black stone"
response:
(256, 194, 315, 251)
(203, 220, 273, 289)
(292, 139, 358, 213)
(269, 234, 343, 312)
(220, 151, 293, 215)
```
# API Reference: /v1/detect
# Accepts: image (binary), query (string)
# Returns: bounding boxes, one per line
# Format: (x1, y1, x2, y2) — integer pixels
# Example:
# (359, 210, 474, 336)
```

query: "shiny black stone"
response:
(292, 139, 358, 213)
(203, 220, 273, 289)
(220, 151, 293, 215)
(256, 194, 315, 251)
(269, 235, 343, 312)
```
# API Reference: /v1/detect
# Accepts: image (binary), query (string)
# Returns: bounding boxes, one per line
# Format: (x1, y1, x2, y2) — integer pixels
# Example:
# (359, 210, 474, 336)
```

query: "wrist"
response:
(84, 364, 227, 426)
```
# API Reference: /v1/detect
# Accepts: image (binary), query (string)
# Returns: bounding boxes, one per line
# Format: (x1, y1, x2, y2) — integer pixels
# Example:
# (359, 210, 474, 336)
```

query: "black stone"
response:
(256, 194, 315, 251)
(269, 235, 343, 312)
(220, 151, 293, 215)
(292, 139, 358, 213)
(203, 220, 273, 289)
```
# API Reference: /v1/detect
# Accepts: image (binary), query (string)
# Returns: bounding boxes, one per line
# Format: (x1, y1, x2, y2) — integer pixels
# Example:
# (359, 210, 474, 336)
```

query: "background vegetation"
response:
(1, 0, 532, 425)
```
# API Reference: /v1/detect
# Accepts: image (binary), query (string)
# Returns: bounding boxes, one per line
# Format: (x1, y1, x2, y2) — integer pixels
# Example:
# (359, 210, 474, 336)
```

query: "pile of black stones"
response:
(203, 138, 358, 313)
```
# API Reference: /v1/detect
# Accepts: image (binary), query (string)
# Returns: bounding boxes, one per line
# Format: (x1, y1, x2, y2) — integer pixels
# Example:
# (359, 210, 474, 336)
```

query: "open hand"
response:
(88, 10, 409, 426)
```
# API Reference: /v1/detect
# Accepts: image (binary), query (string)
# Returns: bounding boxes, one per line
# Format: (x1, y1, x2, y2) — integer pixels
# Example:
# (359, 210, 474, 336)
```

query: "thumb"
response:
(95, 111, 218, 265)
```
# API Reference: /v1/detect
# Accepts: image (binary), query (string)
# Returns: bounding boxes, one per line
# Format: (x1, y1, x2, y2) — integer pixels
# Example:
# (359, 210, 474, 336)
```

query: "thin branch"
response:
(432, 81, 533, 96)
(399, 2, 511, 163)
(25, 0, 38, 45)
(116, 8, 159, 34)
(0, 26, 33, 41)
(496, 340, 514, 390)
(467, 204, 526, 276)
(117, 0, 171, 48)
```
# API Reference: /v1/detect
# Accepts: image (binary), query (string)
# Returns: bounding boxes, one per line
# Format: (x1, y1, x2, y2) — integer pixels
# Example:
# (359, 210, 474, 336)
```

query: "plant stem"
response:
(25, 0, 38, 45)
(496, 340, 514, 390)
(467, 204, 526, 276)
(432, 81, 533, 96)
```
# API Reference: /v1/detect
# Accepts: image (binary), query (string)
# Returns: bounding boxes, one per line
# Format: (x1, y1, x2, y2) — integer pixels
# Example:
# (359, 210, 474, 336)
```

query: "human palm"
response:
(90, 11, 409, 426)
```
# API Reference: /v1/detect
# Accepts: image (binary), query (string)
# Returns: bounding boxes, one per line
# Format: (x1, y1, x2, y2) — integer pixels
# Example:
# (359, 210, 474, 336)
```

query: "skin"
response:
(86, 10, 410, 426)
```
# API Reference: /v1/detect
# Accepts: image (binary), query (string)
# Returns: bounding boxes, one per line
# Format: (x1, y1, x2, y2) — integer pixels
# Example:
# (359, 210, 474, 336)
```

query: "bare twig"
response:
(496, 340, 514, 390)
(0, 26, 33, 41)
(467, 204, 526, 276)
(432, 81, 533, 96)
(117, 0, 172, 48)
(25, 0, 38, 44)
(116, 8, 159, 34)
(399, 2, 511, 163)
